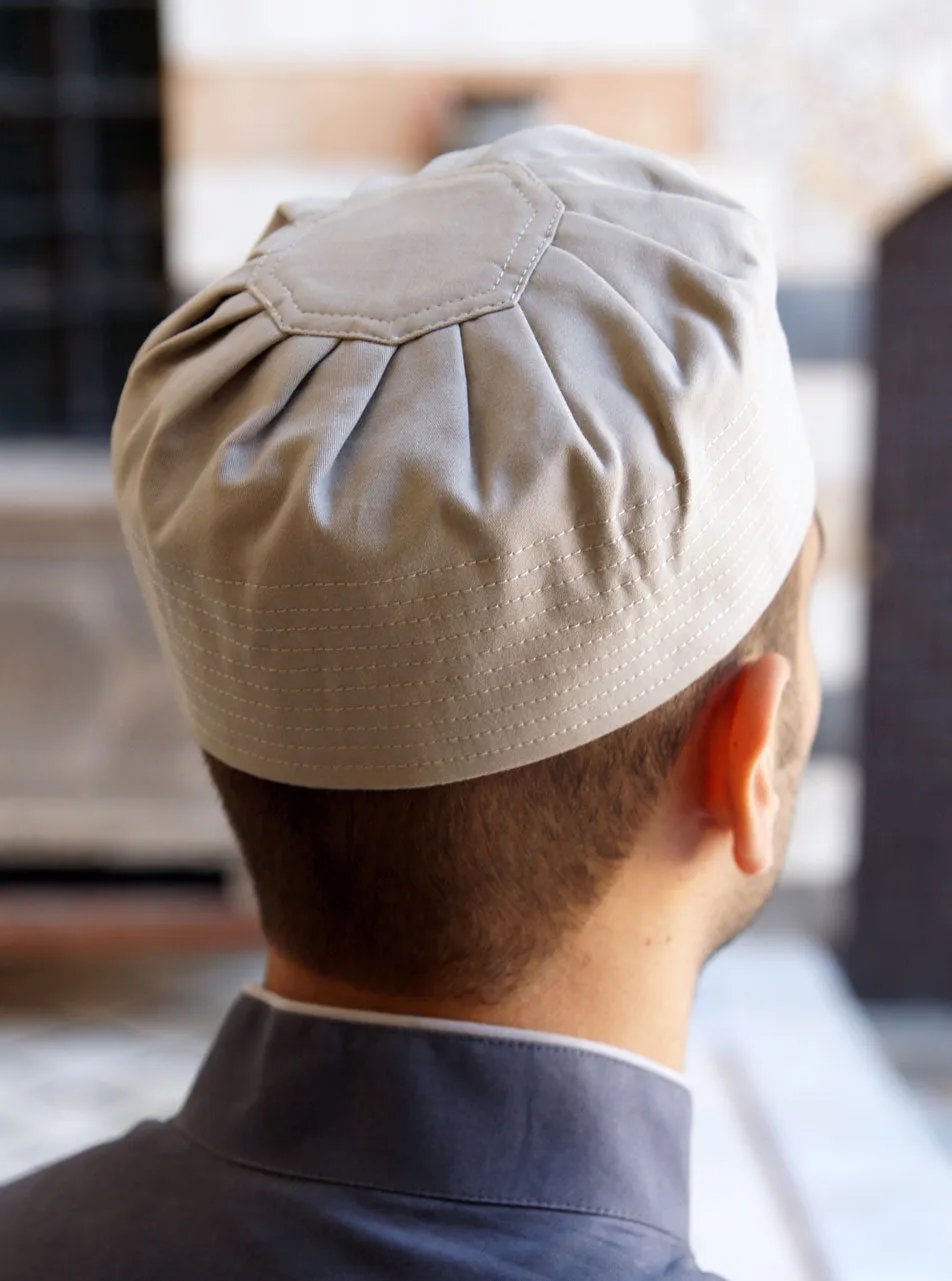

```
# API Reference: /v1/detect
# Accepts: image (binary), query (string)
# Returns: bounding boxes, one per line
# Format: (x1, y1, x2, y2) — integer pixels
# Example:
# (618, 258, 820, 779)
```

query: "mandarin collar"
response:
(177, 992, 692, 1241)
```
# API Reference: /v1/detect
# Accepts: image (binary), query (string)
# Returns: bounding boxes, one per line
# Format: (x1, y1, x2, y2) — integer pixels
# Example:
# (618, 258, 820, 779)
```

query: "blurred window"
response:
(0, 0, 167, 438)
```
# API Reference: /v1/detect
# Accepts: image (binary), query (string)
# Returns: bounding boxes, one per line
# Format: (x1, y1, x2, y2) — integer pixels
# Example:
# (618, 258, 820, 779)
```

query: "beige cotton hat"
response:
(113, 125, 814, 790)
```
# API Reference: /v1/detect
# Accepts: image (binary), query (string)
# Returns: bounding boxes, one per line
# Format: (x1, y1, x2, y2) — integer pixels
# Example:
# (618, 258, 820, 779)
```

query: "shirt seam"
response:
(169, 1115, 688, 1246)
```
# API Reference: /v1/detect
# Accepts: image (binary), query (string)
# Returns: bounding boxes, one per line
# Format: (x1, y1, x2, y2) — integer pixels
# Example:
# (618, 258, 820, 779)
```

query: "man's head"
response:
(112, 127, 818, 1036)
(204, 518, 821, 1004)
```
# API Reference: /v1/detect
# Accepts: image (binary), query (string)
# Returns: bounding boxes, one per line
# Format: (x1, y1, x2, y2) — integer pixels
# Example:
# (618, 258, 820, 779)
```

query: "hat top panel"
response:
(248, 161, 563, 346)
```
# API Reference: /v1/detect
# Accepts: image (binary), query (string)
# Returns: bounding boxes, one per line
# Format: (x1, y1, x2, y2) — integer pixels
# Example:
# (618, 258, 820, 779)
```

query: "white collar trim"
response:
(242, 982, 688, 1089)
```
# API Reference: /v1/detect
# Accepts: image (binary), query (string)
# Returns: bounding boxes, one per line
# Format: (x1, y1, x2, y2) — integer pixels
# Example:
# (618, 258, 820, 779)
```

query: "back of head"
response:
(112, 126, 814, 1002)
(203, 568, 800, 1001)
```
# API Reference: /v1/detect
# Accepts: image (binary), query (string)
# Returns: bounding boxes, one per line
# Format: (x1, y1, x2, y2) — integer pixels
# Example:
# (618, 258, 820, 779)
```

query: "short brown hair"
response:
(205, 559, 801, 1002)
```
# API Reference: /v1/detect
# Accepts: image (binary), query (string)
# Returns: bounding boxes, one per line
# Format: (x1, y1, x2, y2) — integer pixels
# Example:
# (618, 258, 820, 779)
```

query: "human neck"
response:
(263, 889, 701, 1073)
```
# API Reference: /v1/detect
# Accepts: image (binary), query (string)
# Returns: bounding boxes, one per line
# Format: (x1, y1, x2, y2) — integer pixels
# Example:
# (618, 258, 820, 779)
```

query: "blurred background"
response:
(2, 4, 952, 1278)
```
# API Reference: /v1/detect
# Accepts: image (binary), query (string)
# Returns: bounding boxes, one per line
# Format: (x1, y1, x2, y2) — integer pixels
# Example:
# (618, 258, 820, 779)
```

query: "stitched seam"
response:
(131, 415, 758, 655)
(145, 504, 677, 617)
(507, 198, 562, 302)
(265, 230, 530, 324)
(123, 396, 757, 590)
(139, 441, 773, 683)
(141, 425, 759, 636)
(170, 459, 775, 731)
(257, 169, 546, 326)
(189, 498, 801, 772)
(254, 306, 518, 347)
(139, 428, 764, 655)
(131, 402, 758, 616)
(182, 478, 784, 753)
(170, 1118, 685, 1235)
(140, 462, 772, 688)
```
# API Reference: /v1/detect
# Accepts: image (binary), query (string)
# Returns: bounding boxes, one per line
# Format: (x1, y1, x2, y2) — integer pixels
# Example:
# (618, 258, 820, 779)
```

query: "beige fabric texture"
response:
(113, 125, 815, 790)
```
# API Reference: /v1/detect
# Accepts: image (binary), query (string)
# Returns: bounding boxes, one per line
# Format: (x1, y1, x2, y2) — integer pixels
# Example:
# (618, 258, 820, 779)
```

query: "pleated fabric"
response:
(113, 125, 814, 788)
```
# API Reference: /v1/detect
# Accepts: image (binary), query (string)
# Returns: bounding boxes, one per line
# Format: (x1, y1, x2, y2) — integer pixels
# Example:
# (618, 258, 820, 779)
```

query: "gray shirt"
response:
(1, 989, 726, 1279)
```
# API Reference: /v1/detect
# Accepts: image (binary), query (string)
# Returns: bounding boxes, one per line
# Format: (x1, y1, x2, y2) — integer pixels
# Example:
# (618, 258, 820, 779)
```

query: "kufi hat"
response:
(113, 126, 814, 789)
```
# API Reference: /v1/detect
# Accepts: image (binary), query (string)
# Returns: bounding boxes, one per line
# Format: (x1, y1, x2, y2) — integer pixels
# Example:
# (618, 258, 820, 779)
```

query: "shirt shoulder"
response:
(0, 1125, 728, 1281)
(0, 1121, 214, 1281)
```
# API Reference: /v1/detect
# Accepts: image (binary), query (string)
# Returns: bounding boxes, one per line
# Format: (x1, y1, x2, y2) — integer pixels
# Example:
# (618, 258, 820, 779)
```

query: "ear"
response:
(703, 654, 792, 877)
